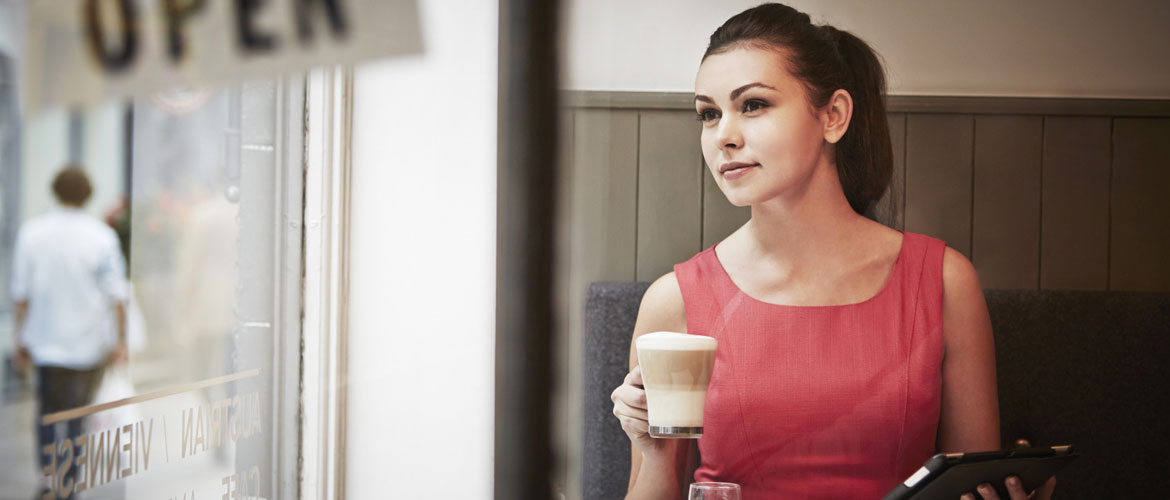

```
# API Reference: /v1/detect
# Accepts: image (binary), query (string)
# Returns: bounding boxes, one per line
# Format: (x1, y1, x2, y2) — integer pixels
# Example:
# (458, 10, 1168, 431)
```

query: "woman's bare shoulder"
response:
(634, 272, 687, 337)
(940, 246, 991, 350)
(941, 246, 982, 303)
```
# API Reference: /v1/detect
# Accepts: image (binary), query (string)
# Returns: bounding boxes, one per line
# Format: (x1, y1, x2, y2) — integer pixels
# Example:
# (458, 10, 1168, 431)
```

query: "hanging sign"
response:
(24, 0, 421, 112)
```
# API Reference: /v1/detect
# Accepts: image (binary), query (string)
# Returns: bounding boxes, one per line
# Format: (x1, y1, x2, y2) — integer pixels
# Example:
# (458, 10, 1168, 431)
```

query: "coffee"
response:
(636, 332, 717, 438)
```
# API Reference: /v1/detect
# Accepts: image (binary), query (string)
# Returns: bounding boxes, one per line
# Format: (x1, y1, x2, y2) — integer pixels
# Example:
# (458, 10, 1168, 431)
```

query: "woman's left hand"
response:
(961, 475, 1056, 500)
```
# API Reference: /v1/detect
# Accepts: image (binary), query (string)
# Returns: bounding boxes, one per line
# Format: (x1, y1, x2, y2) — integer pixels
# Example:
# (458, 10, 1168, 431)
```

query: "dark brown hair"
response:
(52, 166, 93, 206)
(704, 3, 892, 215)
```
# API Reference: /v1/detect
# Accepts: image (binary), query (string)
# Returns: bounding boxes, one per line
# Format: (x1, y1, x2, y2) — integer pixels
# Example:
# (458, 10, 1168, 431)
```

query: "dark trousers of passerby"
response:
(36, 365, 102, 500)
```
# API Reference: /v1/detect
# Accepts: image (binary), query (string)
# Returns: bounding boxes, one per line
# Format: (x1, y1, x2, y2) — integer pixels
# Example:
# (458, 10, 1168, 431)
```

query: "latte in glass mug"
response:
(635, 332, 717, 438)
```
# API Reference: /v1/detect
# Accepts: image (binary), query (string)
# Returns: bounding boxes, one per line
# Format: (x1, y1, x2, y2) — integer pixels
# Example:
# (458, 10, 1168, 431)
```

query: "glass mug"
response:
(635, 332, 718, 438)
(689, 482, 741, 500)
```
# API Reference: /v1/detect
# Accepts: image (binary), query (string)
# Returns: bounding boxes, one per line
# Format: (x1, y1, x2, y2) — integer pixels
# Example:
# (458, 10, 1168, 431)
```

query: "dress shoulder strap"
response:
(673, 247, 726, 335)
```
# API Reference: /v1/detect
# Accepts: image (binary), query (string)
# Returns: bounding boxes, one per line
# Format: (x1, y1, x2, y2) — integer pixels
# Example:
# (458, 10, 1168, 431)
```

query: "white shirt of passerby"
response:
(10, 206, 129, 369)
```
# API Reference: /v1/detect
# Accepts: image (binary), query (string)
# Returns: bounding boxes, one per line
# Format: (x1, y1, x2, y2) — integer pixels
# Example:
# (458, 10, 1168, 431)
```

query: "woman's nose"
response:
(717, 116, 742, 150)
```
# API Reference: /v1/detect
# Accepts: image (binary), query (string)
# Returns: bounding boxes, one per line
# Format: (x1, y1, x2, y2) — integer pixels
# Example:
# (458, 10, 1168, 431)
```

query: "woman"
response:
(609, 4, 1057, 499)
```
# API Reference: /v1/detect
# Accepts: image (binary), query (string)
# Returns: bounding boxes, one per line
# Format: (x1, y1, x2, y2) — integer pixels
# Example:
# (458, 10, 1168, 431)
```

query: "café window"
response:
(0, 78, 310, 499)
(0, 1, 367, 496)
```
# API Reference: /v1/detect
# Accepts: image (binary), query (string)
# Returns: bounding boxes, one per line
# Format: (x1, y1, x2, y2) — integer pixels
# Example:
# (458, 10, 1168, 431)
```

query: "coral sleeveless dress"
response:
(673, 231, 946, 499)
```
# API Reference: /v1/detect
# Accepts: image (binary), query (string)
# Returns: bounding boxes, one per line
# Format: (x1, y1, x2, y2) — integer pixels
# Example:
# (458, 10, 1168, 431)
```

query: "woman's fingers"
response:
(613, 396, 650, 437)
(611, 367, 655, 445)
(1003, 476, 1029, 500)
(618, 411, 650, 436)
(964, 475, 1056, 500)
(612, 400, 648, 421)
(625, 365, 644, 386)
(610, 380, 647, 410)
(975, 483, 1001, 500)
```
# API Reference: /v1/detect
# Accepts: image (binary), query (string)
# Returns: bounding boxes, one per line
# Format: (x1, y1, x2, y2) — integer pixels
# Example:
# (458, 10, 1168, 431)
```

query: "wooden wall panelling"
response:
(556, 107, 578, 500)
(972, 115, 1043, 289)
(636, 110, 704, 281)
(559, 108, 575, 309)
(570, 109, 639, 283)
(701, 160, 750, 249)
(873, 113, 907, 229)
(905, 114, 975, 256)
(1110, 118, 1170, 292)
(1041, 117, 1111, 290)
(559, 107, 577, 298)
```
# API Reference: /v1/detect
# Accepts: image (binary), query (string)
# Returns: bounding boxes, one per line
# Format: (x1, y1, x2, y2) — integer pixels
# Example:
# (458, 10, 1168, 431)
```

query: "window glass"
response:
(1, 79, 297, 499)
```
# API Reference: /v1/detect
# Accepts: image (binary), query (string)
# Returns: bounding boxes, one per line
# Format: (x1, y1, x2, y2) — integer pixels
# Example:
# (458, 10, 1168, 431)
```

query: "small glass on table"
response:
(688, 482, 740, 500)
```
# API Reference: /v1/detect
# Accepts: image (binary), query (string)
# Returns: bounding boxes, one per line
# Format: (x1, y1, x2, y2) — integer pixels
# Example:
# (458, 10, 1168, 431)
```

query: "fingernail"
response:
(961, 494, 974, 500)
(978, 484, 993, 494)
(1008, 476, 1020, 487)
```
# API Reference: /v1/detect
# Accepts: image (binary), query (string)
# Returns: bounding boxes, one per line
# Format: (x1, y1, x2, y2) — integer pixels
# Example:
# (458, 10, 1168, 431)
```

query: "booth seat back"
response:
(582, 283, 1170, 500)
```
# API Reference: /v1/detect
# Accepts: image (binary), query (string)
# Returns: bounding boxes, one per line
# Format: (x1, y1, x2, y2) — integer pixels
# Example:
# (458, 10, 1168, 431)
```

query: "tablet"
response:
(880, 445, 1078, 500)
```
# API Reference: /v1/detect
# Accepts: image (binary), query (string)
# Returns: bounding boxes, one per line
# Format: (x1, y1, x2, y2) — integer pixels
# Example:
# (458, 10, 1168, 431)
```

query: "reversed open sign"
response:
(24, 0, 421, 112)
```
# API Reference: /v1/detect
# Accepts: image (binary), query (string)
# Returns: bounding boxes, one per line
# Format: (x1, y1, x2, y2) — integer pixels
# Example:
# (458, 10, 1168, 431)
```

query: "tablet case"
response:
(881, 446, 1078, 500)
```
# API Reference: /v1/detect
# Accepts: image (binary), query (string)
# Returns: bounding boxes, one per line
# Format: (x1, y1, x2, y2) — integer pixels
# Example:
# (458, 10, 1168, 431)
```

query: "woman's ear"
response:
(822, 89, 853, 144)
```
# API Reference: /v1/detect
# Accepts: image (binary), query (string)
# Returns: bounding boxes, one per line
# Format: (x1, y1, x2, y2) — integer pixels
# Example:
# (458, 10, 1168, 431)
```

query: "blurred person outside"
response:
(10, 166, 129, 498)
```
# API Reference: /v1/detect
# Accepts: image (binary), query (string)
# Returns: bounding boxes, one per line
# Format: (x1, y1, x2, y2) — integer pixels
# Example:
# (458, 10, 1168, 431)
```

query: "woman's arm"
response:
(937, 247, 1001, 452)
(613, 272, 693, 499)
(938, 249, 1058, 500)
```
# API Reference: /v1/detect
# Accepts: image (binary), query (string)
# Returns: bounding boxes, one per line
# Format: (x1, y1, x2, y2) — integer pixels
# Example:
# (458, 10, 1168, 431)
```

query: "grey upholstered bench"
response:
(582, 283, 1170, 500)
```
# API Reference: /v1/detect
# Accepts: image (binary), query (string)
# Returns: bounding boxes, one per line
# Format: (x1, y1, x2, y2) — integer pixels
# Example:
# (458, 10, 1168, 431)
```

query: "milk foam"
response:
(636, 331, 717, 351)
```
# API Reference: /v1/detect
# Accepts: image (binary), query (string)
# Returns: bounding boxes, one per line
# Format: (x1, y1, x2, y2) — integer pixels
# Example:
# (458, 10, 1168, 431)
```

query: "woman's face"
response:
(694, 46, 830, 207)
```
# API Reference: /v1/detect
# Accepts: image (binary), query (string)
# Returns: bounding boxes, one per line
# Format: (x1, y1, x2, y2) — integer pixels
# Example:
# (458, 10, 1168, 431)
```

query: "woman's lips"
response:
(721, 163, 759, 180)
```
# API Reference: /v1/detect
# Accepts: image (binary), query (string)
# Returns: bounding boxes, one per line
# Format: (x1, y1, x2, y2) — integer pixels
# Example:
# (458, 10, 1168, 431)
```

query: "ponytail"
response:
(821, 26, 893, 216)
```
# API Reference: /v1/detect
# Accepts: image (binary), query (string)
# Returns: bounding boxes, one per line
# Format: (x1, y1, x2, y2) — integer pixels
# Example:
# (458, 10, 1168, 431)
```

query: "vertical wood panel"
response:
(1111, 118, 1170, 291)
(905, 114, 974, 256)
(874, 113, 907, 229)
(559, 108, 577, 293)
(566, 109, 635, 486)
(1041, 117, 1111, 290)
(702, 161, 750, 249)
(556, 107, 580, 500)
(636, 110, 703, 281)
(973, 115, 1043, 289)
(571, 109, 639, 282)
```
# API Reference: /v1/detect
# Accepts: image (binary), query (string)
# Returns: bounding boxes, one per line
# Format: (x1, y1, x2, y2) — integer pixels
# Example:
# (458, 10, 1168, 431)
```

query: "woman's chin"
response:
(717, 179, 791, 207)
(720, 191, 759, 208)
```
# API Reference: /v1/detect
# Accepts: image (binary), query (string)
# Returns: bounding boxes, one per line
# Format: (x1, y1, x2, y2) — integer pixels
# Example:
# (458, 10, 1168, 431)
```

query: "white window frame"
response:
(297, 66, 354, 500)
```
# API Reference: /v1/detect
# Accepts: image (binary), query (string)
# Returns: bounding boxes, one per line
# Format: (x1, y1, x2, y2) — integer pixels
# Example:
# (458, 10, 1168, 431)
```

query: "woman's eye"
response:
(695, 109, 720, 122)
(743, 99, 768, 113)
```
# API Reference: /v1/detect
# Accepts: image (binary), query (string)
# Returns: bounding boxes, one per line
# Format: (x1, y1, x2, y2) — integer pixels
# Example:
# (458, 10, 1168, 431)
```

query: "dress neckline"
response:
(709, 231, 907, 309)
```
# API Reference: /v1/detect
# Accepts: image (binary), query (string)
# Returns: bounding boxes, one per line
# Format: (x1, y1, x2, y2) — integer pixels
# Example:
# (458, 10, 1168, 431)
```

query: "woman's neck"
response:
(741, 163, 870, 265)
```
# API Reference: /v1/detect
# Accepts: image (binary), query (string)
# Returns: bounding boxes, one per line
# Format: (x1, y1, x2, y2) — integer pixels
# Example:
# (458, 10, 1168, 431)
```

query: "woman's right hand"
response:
(611, 365, 669, 456)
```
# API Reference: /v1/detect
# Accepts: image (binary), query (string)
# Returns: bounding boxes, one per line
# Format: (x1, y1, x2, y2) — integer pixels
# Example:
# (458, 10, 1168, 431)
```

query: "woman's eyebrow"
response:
(730, 82, 776, 100)
(694, 83, 778, 105)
